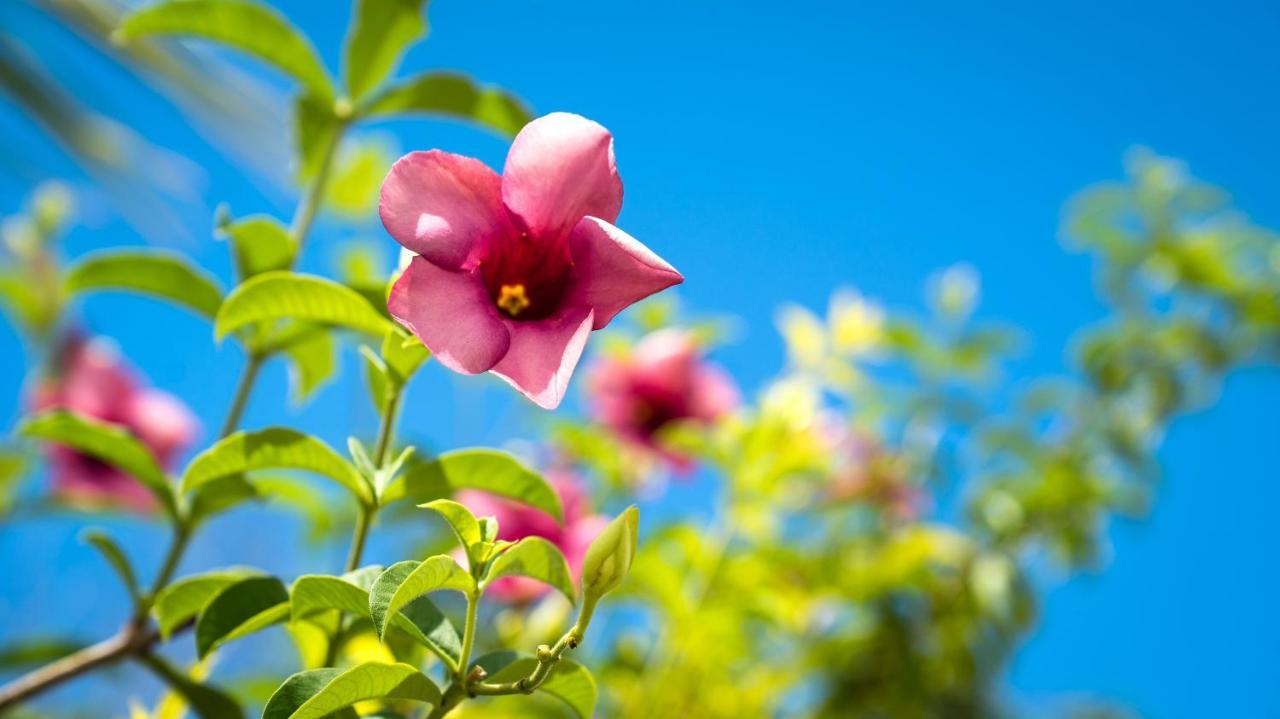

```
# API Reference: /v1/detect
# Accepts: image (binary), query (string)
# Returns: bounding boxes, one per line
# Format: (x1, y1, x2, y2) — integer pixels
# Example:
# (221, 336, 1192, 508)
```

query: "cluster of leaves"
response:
(552, 153, 1278, 718)
(0, 2, 641, 718)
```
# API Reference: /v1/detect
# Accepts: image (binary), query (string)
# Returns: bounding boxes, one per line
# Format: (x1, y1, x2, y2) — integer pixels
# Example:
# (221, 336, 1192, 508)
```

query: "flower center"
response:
(496, 284, 531, 317)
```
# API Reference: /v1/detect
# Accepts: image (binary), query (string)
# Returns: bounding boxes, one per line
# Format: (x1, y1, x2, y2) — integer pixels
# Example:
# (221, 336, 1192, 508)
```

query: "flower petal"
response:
(491, 307, 595, 409)
(502, 113, 623, 241)
(379, 150, 508, 270)
(388, 256, 511, 374)
(570, 217, 683, 329)
(127, 390, 199, 466)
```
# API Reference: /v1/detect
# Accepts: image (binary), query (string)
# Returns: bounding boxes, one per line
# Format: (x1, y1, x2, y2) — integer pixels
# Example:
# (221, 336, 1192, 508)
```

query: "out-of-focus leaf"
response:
(483, 655, 597, 719)
(116, 0, 333, 97)
(361, 71, 530, 138)
(343, 0, 427, 101)
(138, 653, 244, 719)
(325, 136, 395, 216)
(368, 556, 472, 640)
(187, 473, 259, 526)
(217, 215, 296, 279)
(381, 327, 430, 383)
(279, 327, 337, 405)
(384, 449, 560, 520)
(81, 529, 141, 604)
(294, 92, 341, 182)
(181, 427, 370, 504)
(0, 638, 87, 669)
(195, 575, 289, 658)
(63, 251, 223, 319)
(154, 568, 259, 639)
(19, 410, 176, 516)
(483, 537, 575, 604)
(216, 272, 392, 342)
(262, 662, 440, 719)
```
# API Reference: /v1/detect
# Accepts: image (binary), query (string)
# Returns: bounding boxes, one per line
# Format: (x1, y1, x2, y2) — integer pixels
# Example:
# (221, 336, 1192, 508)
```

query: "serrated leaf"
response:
(484, 655, 597, 719)
(483, 537, 574, 604)
(19, 410, 176, 516)
(263, 662, 440, 719)
(419, 499, 483, 567)
(290, 569, 460, 667)
(195, 575, 289, 658)
(138, 653, 244, 719)
(215, 272, 391, 342)
(81, 529, 140, 604)
(361, 71, 530, 138)
(368, 556, 472, 640)
(344, 0, 427, 101)
(181, 427, 370, 505)
(218, 215, 296, 279)
(385, 450, 560, 521)
(117, 0, 333, 97)
(63, 251, 223, 319)
(154, 568, 258, 639)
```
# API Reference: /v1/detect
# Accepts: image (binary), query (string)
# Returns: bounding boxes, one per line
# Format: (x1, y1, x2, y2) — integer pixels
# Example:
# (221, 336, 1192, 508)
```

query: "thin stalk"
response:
(457, 592, 479, 681)
(343, 504, 374, 575)
(218, 353, 263, 439)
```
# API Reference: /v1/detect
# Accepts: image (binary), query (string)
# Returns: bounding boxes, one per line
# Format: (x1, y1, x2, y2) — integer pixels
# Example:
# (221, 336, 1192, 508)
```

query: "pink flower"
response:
(381, 113, 683, 409)
(587, 329, 738, 461)
(28, 336, 198, 511)
(457, 470, 608, 603)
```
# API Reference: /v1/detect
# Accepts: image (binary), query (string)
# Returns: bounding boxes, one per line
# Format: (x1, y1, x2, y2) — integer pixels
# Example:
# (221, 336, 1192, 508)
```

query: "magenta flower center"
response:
(478, 231, 573, 321)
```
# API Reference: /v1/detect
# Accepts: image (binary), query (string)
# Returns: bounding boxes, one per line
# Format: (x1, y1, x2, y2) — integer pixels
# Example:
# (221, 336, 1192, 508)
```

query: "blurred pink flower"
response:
(457, 469, 608, 603)
(29, 336, 198, 511)
(587, 329, 738, 463)
(382, 112, 683, 409)
(824, 425, 925, 522)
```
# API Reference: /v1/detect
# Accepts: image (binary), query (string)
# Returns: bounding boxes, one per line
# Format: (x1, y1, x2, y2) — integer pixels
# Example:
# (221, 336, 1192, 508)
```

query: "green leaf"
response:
(294, 92, 342, 182)
(385, 450, 560, 521)
(116, 0, 333, 96)
(63, 250, 224, 319)
(419, 499, 483, 567)
(290, 568, 461, 666)
(362, 71, 530, 137)
(381, 326, 430, 383)
(280, 327, 337, 405)
(215, 272, 392, 342)
(81, 529, 140, 604)
(195, 575, 289, 658)
(0, 638, 87, 669)
(19, 410, 175, 516)
(343, 0, 427, 101)
(217, 215, 296, 280)
(263, 662, 440, 719)
(153, 568, 258, 639)
(483, 537, 574, 604)
(580, 505, 639, 606)
(181, 427, 371, 505)
(369, 557, 472, 640)
(187, 473, 260, 526)
(138, 653, 244, 719)
(484, 655, 597, 719)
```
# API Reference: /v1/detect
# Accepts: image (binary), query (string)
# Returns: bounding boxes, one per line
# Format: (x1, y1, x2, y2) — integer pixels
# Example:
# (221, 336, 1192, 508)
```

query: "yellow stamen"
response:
(497, 283, 531, 317)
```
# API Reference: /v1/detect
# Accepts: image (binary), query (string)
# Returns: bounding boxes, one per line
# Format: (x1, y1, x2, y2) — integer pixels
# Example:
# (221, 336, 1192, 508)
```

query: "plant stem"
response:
(218, 353, 263, 439)
(457, 592, 479, 681)
(343, 504, 374, 575)
(0, 119, 349, 710)
(371, 388, 402, 467)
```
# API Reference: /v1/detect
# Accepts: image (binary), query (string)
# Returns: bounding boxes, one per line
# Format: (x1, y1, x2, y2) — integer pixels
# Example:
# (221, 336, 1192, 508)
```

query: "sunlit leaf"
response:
(262, 662, 440, 719)
(117, 0, 333, 97)
(215, 272, 392, 342)
(418, 499, 483, 566)
(153, 568, 259, 639)
(63, 251, 223, 319)
(195, 575, 289, 658)
(187, 474, 259, 526)
(361, 71, 530, 137)
(19, 410, 176, 516)
(343, 0, 427, 101)
(483, 537, 575, 604)
(368, 557, 472, 640)
(384, 449, 560, 520)
(482, 654, 597, 719)
(217, 215, 296, 279)
(181, 427, 371, 504)
(138, 653, 244, 719)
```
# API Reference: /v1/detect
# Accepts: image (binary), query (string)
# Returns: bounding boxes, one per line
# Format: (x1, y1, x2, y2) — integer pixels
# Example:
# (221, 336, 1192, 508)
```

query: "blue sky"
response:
(1, 0, 1278, 716)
